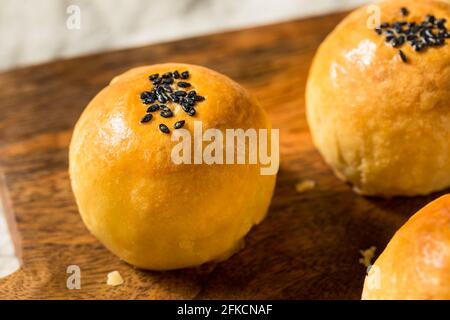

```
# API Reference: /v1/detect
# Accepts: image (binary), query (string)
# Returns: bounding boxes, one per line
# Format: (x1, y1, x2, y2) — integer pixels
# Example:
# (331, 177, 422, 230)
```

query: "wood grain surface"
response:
(0, 11, 447, 299)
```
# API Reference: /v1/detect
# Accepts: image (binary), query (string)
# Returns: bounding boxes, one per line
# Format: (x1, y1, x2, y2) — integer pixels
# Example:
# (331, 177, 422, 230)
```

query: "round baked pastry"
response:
(362, 194, 450, 299)
(306, 0, 450, 196)
(69, 63, 277, 270)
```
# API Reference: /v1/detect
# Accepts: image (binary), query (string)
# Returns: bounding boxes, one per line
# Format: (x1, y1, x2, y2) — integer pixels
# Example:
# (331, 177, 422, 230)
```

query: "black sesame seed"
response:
(149, 74, 159, 81)
(390, 38, 401, 48)
(435, 37, 444, 46)
(141, 92, 152, 102)
(437, 19, 447, 30)
(400, 7, 409, 17)
(409, 25, 420, 34)
(170, 94, 180, 103)
(163, 84, 173, 92)
(413, 42, 426, 52)
(194, 95, 205, 102)
(426, 15, 436, 24)
(159, 124, 170, 134)
(156, 88, 169, 103)
(159, 104, 170, 111)
(178, 81, 191, 88)
(420, 21, 430, 29)
(181, 99, 191, 109)
(142, 91, 156, 104)
(173, 70, 180, 79)
(152, 78, 162, 85)
(375, 28, 383, 35)
(174, 120, 185, 129)
(146, 104, 160, 112)
(142, 98, 154, 104)
(162, 91, 170, 100)
(399, 50, 408, 63)
(162, 77, 174, 85)
(157, 94, 168, 104)
(140, 91, 151, 100)
(187, 90, 196, 98)
(187, 108, 196, 116)
(162, 72, 173, 78)
(145, 94, 158, 103)
(181, 105, 191, 113)
(393, 22, 404, 33)
(160, 110, 173, 118)
(180, 71, 189, 79)
(184, 98, 195, 106)
(406, 22, 417, 32)
(380, 22, 390, 28)
(140, 114, 153, 123)
(174, 90, 187, 97)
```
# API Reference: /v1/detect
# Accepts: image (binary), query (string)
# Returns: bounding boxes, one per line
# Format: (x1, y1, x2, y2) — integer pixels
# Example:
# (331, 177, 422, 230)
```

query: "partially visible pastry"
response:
(306, 0, 450, 196)
(362, 194, 450, 299)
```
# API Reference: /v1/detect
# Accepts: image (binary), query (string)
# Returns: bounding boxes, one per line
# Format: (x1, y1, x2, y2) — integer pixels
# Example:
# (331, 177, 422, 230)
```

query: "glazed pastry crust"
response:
(306, 0, 450, 196)
(69, 63, 276, 270)
(362, 194, 450, 299)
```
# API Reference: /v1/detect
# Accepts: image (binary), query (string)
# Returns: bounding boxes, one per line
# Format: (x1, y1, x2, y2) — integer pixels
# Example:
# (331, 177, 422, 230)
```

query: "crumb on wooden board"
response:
(295, 179, 316, 194)
(107, 271, 124, 286)
(359, 246, 377, 267)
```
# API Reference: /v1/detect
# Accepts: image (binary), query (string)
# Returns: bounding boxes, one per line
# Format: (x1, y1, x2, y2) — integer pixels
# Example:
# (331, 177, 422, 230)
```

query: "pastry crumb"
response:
(107, 271, 124, 286)
(359, 246, 377, 267)
(295, 180, 316, 193)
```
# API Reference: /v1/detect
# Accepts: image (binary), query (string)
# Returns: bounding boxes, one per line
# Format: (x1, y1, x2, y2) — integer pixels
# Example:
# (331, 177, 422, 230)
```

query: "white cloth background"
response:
(0, 0, 370, 277)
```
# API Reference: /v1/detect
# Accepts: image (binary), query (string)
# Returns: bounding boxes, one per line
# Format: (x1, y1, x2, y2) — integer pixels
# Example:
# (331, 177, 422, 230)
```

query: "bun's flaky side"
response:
(306, 0, 450, 196)
(69, 63, 276, 270)
(362, 194, 450, 299)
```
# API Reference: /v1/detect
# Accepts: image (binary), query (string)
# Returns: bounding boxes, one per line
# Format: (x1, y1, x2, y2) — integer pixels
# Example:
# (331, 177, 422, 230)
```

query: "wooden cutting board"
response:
(0, 11, 446, 300)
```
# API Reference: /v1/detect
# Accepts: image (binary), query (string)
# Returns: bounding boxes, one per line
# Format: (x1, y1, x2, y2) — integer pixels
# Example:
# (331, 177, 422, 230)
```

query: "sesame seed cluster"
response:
(139, 70, 205, 134)
(374, 7, 449, 63)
